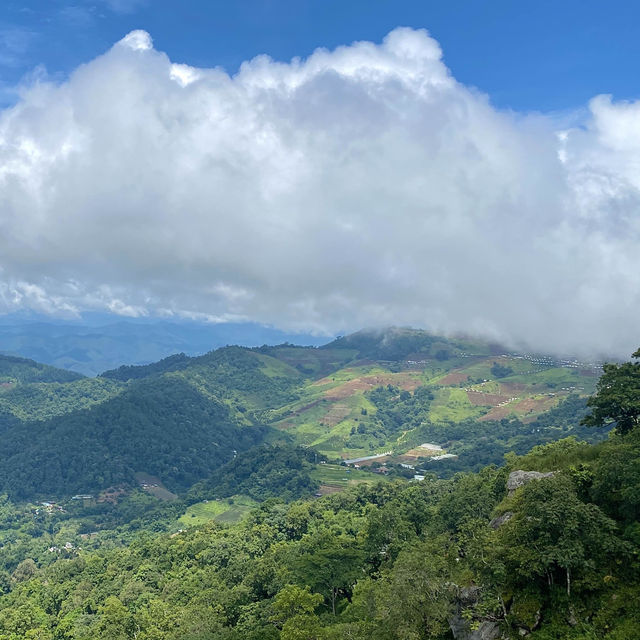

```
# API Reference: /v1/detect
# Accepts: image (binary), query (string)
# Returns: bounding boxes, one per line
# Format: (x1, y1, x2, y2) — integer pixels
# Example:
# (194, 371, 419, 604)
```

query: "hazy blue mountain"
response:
(0, 314, 330, 375)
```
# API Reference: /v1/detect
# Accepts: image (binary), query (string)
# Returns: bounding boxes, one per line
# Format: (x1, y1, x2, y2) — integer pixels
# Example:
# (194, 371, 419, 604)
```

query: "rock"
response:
(449, 616, 503, 640)
(489, 511, 514, 529)
(507, 470, 555, 495)
(449, 587, 506, 640)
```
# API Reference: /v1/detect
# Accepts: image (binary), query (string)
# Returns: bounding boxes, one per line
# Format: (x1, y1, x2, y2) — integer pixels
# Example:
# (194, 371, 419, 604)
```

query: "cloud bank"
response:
(0, 28, 639, 357)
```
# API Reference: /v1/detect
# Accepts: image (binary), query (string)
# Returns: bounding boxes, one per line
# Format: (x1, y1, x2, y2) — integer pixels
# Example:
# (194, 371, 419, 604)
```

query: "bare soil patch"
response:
(439, 372, 469, 385)
(323, 373, 422, 400)
(498, 382, 529, 395)
(479, 406, 512, 421)
(513, 395, 558, 416)
(321, 403, 352, 426)
(317, 484, 343, 495)
(466, 391, 512, 407)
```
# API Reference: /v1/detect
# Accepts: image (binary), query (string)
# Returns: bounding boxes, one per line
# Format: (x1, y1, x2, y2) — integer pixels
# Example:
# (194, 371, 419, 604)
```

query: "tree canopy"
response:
(582, 348, 640, 434)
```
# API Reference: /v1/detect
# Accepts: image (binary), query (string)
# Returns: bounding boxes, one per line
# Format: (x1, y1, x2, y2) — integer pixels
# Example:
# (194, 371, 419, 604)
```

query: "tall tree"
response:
(582, 348, 640, 434)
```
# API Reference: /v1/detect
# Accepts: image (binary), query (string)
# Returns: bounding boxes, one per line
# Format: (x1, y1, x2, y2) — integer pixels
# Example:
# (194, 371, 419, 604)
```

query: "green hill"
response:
(259, 330, 603, 465)
(0, 329, 609, 501)
(1, 428, 638, 639)
(0, 354, 83, 384)
(0, 376, 270, 499)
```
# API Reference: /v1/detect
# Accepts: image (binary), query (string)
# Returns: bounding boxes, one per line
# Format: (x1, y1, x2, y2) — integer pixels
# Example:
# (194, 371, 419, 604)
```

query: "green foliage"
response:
(0, 378, 123, 423)
(490, 361, 514, 378)
(346, 385, 434, 450)
(100, 353, 191, 381)
(0, 431, 637, 638)
(0, 332, 637, 638)
(582, 348, 640, 434)
(0, 355, 82, 384)
(0, 376, 268, 499)
(189, 445, 322, 503)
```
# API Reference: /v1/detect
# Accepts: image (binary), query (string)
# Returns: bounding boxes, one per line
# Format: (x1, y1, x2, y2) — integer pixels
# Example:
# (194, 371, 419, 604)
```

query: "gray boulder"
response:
(489, 511, 514, 529)
(449, 616, 503, 640)
(449, 587, 506, 640)
(507, 470, 555, 495)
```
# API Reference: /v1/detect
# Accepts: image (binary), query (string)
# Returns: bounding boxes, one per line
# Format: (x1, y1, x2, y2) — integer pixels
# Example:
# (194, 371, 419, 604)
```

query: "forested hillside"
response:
(0, 355, 82, 384)
(0, 376, 268, 499)
(0, 338, 636, 638)
(0, 330, 609, 501)
(0, 431, 639, 638)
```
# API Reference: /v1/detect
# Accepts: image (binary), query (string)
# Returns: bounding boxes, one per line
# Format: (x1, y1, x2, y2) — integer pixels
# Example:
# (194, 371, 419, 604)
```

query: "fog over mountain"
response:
(0, 28, 639, 357)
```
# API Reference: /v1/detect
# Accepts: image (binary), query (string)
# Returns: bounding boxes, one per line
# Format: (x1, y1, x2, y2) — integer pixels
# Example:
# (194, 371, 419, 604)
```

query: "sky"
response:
(0, 1, 640, 357)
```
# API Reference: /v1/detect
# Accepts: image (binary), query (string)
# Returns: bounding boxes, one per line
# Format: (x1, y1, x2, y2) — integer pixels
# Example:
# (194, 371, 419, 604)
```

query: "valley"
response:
(0, 328, 636, 639)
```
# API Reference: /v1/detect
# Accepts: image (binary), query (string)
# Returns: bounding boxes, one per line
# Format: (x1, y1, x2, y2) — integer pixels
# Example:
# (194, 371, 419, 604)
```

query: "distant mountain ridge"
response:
(0, 317, 330, 375)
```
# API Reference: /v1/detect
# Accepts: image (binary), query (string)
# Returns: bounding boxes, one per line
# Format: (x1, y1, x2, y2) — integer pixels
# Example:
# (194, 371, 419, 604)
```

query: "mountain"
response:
(0, 328, 608, 501)
(0, 317, 330, 375)
(0, 353, 83, 384)
(0, 345, 313, 499)
(0, 374, 270, 500)
(256, 329, 603, 466)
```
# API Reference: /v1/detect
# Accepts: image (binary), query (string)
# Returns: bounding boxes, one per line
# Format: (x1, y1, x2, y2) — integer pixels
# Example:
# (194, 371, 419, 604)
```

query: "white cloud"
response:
(0, 28, 639, 357)
(0, 25, 35, 67)
(103, 0, 148, 15)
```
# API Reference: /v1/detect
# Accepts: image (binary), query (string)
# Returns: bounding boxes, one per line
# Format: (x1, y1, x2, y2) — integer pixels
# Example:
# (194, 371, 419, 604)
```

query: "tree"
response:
(271, 585, 325, 640)
(582, 348, 640, 435)
(294, 534, 364, 615)
(490, 362, 513, 379)
(94, 596, 136, 640)
(494, 475, 625, 601)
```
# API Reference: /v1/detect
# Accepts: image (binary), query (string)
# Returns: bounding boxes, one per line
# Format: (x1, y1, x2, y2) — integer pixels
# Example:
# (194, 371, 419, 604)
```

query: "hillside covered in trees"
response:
(0, 337, 636, 638)
(0, 423, 639, 638)
(0, 329, 609, 500)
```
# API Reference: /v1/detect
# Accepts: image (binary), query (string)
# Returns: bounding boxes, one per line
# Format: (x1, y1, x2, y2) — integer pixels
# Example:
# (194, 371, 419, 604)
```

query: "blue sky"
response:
(1, 0, 639, 111)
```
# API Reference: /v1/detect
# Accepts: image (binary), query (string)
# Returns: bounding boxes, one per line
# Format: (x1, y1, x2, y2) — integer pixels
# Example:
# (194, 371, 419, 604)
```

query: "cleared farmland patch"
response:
(178, 495, 257, 526)
(466, 390, 513, 407)
(437, 372, 470, 385)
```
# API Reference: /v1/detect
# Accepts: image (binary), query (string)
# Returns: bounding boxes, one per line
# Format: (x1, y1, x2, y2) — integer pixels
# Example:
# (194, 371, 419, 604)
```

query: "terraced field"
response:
(310, 463, 383, 494)
(178, 495, 258, 526)
(264, 342, 602, 461)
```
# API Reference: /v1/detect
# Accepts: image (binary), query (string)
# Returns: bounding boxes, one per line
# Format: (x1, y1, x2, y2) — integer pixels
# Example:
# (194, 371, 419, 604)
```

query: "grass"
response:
(178, 495, 257, 527)
(252, 353, 302, 378)
(506, 367, 598, 393)
(428, 387, 485, 423)
(310, 463, 382, 488)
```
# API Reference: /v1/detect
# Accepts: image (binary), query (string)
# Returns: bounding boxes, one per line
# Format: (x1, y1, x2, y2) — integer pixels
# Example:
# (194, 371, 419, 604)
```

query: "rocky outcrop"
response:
(449, 616, 503, 640)
(507, 470, 555, 496)
(449, 587, 505, 640)
(489, 511, 513, 529)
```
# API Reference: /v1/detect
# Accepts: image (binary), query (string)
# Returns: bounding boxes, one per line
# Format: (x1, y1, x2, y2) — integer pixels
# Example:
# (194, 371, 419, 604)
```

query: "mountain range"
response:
(0, 327, 606, 500)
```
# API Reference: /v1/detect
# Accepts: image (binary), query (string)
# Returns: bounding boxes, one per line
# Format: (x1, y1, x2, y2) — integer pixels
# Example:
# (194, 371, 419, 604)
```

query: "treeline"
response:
(0, 355, 82, 384)
(102, 347, 301, 409)
(0, 378, 123, 424)
(346, 385, 435, 450)
(324, 328, 447, 360)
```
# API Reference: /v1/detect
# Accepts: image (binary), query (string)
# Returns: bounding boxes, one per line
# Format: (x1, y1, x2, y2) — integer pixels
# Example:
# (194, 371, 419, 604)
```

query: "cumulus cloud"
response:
(0, 28, 639, 357)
